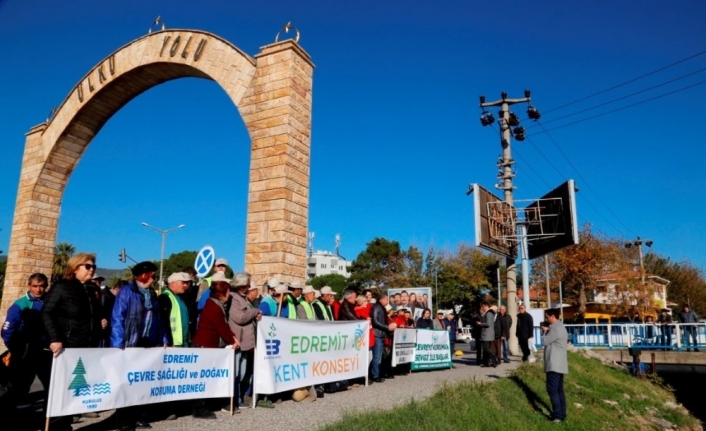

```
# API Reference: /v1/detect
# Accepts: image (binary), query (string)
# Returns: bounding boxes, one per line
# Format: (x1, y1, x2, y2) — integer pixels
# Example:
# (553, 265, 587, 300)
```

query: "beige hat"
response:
(167, 272, 190, 283)
(215, 258, 228, 266)
(211, 272, 231, 283)
(248, 282, 258, 291)
(314, 290, 321, 298)
(288, 280, 303, 290)
(320, 286, 336, 295)
(266, 277, 280, 289)
(302, 285, 316, 295)
(274, 284, 289, 294)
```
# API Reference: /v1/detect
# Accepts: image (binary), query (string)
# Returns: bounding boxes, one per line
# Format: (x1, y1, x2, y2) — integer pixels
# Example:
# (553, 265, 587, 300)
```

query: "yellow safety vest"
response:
(287, 298, 297, 320)
(313, 300, 332, 321)
(300, 301, 315, 320)
(163, 289, 186, 346)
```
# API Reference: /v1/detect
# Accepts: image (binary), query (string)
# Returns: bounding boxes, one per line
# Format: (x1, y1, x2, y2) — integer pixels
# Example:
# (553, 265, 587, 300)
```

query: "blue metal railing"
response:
(532, 323, 706, 351)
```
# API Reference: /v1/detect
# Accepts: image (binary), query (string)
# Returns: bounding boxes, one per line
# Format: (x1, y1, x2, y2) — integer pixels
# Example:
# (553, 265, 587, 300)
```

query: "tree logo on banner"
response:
(265, 323, 281, 358)
(432, 333, 439, 344)
(68, 357, 111, 398)
(68, 358, 90, 396)
(353, 325, 365, 350)
(402, 330, 408, 342)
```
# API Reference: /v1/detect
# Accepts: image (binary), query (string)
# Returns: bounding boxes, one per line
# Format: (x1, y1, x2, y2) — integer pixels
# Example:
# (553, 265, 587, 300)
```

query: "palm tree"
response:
(53, 242, 76, 283)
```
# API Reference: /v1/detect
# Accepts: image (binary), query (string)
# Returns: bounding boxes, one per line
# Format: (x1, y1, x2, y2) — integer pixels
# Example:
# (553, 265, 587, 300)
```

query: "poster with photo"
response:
(387, 287, 433, 320)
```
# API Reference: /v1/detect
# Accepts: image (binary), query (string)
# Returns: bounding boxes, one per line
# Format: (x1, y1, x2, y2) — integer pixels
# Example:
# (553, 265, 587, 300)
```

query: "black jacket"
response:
(515, 312, 534, 339)
(500, 313, 512, 339)
(338, 301, 360, 321)
(100, 288, 116, 346)
(370, 302, 391, 337)
(43, 278, 102, 348)
(416, 318, 433, 330)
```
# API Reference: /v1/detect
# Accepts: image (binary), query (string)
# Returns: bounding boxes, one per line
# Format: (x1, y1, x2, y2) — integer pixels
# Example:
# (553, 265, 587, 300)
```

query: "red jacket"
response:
(354, 304, 375, 347)
(331, 301, 341, 320)
(193, 298, 236, 348)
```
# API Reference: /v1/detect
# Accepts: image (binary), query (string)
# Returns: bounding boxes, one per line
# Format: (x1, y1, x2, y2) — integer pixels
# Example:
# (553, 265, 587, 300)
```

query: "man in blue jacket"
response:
(1, 273, 50, 406)
(111, 261, 168, 431)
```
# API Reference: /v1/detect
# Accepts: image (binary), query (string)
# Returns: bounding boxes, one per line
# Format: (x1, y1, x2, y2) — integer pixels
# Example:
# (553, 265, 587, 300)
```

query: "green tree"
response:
(435, 244, 498, 311)
(53, 242, 76, 283)
(644, 253, 706, 316)
(348, 238, 404, 289)
(160, 250, 199, 277)
(308, 273, 348, 295)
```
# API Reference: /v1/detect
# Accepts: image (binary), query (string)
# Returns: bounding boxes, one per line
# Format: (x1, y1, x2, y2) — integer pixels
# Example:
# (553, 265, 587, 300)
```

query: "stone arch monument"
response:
(1, 28, 313, 318)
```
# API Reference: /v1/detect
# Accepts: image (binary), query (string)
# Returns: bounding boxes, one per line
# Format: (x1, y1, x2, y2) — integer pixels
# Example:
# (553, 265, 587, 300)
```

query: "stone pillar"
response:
(1, 124, 59, 320)
(241, 41, 314, 284)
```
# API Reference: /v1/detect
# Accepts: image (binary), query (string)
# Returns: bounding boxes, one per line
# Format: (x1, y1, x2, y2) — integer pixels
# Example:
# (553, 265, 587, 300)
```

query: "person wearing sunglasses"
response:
(42, 253, 104, 431)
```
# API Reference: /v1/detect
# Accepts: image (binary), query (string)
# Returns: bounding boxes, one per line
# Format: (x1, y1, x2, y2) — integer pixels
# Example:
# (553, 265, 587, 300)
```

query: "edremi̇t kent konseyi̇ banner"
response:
(411, 329, 453, 371)
(47, 348, 234, 417)
(254, 316, 369, 394)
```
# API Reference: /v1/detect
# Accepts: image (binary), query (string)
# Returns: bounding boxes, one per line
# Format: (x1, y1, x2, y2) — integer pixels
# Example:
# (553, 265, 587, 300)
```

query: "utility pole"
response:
(544, 255, 551, 307)
(479, 90, 535, 355)
(624, 237, 653, 284)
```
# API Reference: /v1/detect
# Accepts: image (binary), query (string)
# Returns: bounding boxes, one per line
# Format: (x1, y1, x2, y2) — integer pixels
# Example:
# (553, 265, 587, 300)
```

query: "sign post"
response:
(194, 245, 216, 279)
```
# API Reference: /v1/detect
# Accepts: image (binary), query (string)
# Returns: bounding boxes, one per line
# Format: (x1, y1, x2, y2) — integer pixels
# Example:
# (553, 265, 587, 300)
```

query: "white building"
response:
(307, 250, 351, 279)
(593, 272, 670, 310)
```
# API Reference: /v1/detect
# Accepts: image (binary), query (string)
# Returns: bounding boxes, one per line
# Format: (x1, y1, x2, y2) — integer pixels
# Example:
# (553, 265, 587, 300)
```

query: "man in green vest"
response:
(159, 272, 191, 347)
(312, 289, 333, 321)
(285, 280, 303, 320)
(297, 286, 317, 320)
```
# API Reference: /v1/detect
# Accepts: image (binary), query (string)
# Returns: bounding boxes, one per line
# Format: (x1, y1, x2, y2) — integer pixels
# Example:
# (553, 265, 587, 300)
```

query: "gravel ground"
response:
(64, 347, 520, 431)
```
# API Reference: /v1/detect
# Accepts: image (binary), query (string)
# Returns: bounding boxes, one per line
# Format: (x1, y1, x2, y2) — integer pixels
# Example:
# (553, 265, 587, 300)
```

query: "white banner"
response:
(411, 329, 452, 371)
(391, 328, 417, 366)
(47, 348, 234, 417)
(254, 317, 369, 395)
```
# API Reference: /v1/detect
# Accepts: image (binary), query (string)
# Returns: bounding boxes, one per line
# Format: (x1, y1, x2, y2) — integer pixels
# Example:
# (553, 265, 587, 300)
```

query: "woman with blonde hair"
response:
(42, 252, 104, 431)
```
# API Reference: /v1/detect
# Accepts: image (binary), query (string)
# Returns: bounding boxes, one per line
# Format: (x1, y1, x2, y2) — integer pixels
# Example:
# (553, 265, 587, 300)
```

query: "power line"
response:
(535, 78, 706, 134)
(532, 66, 706, 128)
(536, 121, 638, 237)
(544, 48, 706, 114)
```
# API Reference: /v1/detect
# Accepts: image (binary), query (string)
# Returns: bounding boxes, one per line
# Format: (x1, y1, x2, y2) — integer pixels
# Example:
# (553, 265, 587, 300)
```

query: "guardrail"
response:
(532, 323, 706, 351)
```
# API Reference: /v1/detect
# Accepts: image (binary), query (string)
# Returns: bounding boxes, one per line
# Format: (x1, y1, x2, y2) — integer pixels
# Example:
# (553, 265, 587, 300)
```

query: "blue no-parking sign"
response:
(194, 245, 215, 278)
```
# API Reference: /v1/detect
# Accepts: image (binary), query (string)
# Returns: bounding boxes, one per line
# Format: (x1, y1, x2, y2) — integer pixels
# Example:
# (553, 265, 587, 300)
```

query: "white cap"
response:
(167, 272, 190, 283)
(320, 286, 336, 295)
(248, 282, 258, 291)
(211, 272, 231, 283)
(314, 290, 321, 298)
(289, 280, 303, 289)
(267, 277, 280, 289)
(215, 258, 228, 267)
(302, 285, 315, 295)
(274, 285, 289, 294)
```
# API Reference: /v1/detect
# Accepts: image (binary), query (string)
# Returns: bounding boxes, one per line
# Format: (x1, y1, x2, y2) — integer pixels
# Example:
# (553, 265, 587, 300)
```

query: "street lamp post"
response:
(141, 222, 185, 290)
(434, 265, 441, 312)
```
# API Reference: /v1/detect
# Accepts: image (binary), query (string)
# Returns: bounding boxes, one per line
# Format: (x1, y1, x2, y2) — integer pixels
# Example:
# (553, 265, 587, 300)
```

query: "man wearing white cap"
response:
(260, 278, 279, 315)
(320, 286, 339, 320)
(259, 284, 292, 318)
(159, 272, 192, 347)
(314, 287, 335, 321)
(284, 280, 303, 320)
(228, 272, 261, 409)
(296, 286, 317, 320)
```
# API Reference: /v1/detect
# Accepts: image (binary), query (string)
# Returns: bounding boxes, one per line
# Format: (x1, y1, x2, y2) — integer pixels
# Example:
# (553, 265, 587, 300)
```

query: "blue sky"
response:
(1, 0, 705, 273)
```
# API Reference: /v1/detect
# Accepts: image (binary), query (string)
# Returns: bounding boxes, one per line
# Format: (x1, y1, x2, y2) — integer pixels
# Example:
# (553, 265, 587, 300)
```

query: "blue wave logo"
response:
(93, 383, 111, 395)
(76, 385, 91, 396)
(353, 325, 365, 350)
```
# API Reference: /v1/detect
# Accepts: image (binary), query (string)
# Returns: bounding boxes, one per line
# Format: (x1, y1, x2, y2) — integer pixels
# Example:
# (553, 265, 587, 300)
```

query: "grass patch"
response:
(319, 352, 699, 431)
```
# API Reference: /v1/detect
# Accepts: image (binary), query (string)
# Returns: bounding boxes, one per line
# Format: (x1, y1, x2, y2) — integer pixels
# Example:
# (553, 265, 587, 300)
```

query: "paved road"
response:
(25, 343, 520, 431)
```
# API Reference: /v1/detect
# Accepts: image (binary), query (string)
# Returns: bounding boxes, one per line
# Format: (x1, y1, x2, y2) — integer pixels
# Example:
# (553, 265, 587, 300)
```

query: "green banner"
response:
(411, 329, 453, 371)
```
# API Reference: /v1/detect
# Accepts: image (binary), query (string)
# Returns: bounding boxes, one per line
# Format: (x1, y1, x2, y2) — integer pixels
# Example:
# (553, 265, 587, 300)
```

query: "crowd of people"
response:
(0, 254, 469, 431)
